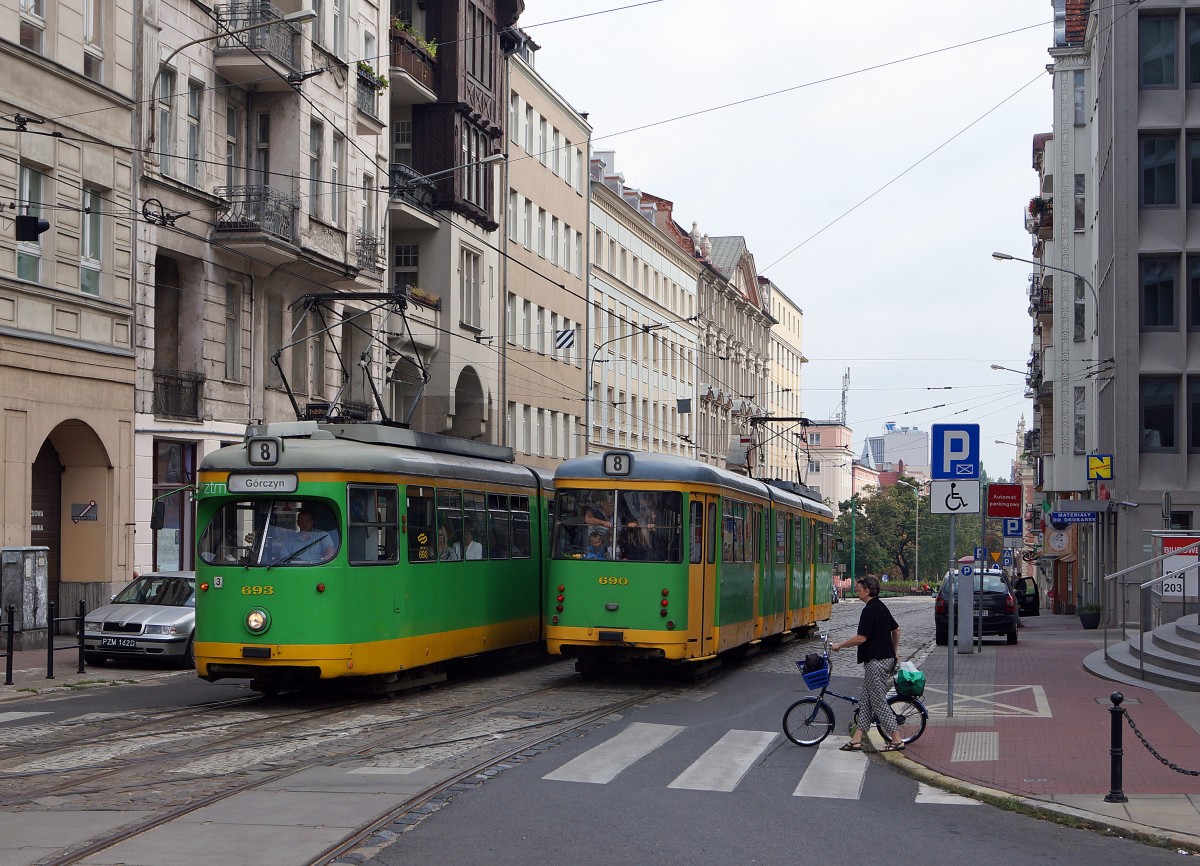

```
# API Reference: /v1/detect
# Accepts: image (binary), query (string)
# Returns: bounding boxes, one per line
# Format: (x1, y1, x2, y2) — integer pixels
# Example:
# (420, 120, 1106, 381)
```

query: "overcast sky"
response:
(516, 0, 1050, 481)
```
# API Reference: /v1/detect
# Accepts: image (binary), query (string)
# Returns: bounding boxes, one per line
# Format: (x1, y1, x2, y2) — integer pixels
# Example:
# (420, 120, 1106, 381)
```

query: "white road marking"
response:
(0, 711, 51, 724)
(793, 735, 867, 800)
(668, 729, 778, 792)
(916, 783, 981, 804)
(542, 721, 684, 784)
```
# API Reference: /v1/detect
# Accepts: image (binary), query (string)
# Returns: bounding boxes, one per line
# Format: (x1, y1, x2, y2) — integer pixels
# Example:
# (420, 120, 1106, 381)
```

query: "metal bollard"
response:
(4, 605, 13, 686)
(1104, 691, 1128, 803)
(76, 599, 86, 674)
(46, 601, 56, 680)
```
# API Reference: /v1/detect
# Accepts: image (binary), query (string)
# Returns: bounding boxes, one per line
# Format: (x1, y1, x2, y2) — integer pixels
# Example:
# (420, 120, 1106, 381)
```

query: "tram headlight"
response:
(245, 608, 271, 635)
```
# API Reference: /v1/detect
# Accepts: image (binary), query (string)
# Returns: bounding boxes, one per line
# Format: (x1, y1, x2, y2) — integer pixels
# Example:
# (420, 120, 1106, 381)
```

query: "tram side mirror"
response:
(834, 538, 845, 552)
(151, 501, 166, 531)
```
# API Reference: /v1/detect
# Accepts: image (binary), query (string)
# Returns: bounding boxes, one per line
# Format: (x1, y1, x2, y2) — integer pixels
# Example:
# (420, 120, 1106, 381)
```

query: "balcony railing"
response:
(215, 185, 298, 244)
(1024, 429, 1041, 453)
(387, 163, 437, 211)
(389, 28, 436, 90)
(153, 369, 205, 420)
(355, 229, 384, 274)
(356, 70, 381, 119)
(214, 2, 303, 70)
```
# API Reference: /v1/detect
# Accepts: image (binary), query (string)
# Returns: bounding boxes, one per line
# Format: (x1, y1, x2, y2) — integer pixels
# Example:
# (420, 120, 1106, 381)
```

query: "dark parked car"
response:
(1012, 575, 1040, 617)
(83, 572, 196, 667)
(934, 569, 1018, 646)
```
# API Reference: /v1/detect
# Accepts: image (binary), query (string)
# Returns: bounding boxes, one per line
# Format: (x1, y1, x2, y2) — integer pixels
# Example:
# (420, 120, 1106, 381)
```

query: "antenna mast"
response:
(838, 368, 850, 424)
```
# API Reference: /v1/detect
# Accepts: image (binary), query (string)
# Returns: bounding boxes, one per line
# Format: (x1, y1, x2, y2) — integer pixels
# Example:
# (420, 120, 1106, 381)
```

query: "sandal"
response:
(881, 742, 906, 752)
(838, 742, 863, 752)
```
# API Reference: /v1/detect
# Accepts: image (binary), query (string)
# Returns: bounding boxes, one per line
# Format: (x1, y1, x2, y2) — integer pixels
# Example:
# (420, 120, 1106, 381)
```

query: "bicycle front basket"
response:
(796, 658, 830, 691)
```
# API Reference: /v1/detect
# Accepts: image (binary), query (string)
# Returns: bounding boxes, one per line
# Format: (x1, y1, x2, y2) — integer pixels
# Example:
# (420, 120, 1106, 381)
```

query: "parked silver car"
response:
(83, 571, 196, 667)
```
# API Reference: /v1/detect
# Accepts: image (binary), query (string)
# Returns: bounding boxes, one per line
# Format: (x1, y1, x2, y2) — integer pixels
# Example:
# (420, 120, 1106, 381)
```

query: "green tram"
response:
(547, 450, 835, 667)
(192, 421, 551, 693)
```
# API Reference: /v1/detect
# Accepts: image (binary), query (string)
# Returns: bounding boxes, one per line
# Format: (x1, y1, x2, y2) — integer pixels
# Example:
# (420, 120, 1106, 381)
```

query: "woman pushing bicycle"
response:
(831, 575, 907, 752)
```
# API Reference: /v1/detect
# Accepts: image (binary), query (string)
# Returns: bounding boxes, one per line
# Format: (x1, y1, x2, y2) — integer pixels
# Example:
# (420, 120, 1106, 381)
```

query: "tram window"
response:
(511, 494, 531, 558)
(550, 489, 594, 558)
(198, 501, 258, 566)
(707, 501, 716, 564)
(488, 493, 511, 559)
(436, 489, 464, 561)
(615, 490, 681, 562)
(795, 516, 806, 567)
(348, 486, 398, 565)
(777, 512, 787, 563)
(407, 487, 436, 562)
(689, 500, 703, 564)
(463, 490, 487, 560)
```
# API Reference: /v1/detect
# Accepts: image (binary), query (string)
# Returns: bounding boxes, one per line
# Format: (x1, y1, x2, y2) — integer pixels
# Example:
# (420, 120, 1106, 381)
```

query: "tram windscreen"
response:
(199, 500, 339, 567)
(552, 489, 682, 562)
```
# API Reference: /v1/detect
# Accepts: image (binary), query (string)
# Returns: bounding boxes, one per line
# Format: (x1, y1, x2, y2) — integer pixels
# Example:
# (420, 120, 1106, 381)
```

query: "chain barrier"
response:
(1124, 707, 1200, 776)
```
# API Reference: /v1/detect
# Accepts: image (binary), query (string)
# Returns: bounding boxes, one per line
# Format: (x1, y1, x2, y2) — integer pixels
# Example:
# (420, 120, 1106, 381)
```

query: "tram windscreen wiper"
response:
(266, 538, 322, 569)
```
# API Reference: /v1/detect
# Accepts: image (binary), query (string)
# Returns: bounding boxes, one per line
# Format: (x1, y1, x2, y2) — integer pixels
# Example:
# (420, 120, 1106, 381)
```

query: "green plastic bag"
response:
(895, 666, 925, 698)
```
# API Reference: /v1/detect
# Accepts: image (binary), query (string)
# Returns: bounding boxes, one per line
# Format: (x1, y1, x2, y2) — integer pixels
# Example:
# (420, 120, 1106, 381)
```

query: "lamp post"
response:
(897, 479, 920, 585)
(584, 322, 670, 454)
(992, 251, 1098, 337)
(990, 363, 1025, 376)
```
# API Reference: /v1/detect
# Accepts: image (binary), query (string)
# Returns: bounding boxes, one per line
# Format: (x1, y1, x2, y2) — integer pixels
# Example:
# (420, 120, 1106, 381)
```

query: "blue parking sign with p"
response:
(1002, 517, 1023, 537)
(932, 424, 980, 480)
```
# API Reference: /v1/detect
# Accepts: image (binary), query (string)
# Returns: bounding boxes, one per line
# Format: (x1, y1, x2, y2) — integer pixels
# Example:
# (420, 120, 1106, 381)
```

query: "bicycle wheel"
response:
(782, 697, 835, 746)
(880, 696, 928, 744)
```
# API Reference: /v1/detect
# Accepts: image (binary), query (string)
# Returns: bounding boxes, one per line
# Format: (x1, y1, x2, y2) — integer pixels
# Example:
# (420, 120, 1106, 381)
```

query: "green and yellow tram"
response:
(192, 421, 551, 693)
(547, 450, 834, 668)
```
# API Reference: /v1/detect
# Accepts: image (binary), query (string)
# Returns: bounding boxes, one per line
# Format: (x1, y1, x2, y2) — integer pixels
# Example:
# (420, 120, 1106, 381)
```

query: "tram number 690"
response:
(598, 576, 629, 586)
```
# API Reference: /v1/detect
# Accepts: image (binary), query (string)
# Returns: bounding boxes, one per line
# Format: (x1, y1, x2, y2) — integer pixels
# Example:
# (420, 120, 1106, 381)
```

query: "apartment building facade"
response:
(0, 0, 138, 609)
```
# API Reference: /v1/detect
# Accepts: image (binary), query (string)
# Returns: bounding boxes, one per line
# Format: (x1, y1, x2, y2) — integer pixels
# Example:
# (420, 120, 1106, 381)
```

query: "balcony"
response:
(356, 66, 385, 136)
(153, 369, 205, 420)
(355, 229, 384, 275)
(1024, 429, 1041, 454)
(387, 163, 440, 230)
(213, 3, 304, 91)
(389, 27, 437, 105)
(214, 185, 299, 264)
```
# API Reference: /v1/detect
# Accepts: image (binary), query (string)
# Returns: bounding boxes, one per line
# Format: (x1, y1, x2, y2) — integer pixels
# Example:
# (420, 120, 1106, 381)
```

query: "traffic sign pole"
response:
(947, 515, 956, 718)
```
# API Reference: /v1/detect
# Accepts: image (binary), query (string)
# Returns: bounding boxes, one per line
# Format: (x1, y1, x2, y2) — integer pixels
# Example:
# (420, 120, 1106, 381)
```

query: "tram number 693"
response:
(241, 585, 275, 595)
(598, 576, 629, 586)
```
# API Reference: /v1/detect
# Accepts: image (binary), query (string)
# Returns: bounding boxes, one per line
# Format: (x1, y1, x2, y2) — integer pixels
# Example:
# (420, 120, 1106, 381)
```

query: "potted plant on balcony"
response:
(407, 286, 442, 309)
(1078, 602, 1102, 630)
(391, 18, 438, 58)
(357, 60, 388, 90)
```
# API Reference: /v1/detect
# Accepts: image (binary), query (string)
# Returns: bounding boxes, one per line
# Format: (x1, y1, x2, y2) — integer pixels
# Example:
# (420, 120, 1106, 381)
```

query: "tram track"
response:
(17, 659, 684, 866)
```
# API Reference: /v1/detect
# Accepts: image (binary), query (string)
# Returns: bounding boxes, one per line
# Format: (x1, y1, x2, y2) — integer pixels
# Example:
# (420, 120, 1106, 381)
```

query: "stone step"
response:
(1176, 613, 1200, 642)
(1153, 626, 1200, 663)
(1103, 640, 1200, 691)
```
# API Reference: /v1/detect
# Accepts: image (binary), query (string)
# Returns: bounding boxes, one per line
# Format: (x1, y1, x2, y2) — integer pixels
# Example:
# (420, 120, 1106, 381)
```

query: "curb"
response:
(0, 667, 190, 701)
(866, 729, 1200, 854)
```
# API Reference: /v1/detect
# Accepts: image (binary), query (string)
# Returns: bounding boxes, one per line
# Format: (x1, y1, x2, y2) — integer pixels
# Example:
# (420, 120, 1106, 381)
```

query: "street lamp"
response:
(992, 251, 1098, 337)
(990, 363, 1025, 376)
(584, 322, 670, 454)
(896, 479, 920, 585)
(151, 8, 317, 145)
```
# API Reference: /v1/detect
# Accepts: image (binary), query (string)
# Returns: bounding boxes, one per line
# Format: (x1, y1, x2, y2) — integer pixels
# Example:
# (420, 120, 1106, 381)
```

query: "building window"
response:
(17, 165, 44, 283)
(362, 173, 375, 234)
(393, 243, 418, 294)
(538, 118, 547, 165)
(225, 105, 240, 189)
(83, 0, 104, 81)
(266, 293, 284, 390)
(225, 283, 242, 382)
(1189, 136, 1200, 207)
(465, 2, 493, 87)
(1141, 257, 1177, 330)
(522, 404, 532, 454)
(549, 217, 559, 266)
(507, 190, 518, 242)
(1074, 173, 1085, 230)
(509, 93, 519, 144)
(1188, 377, 1200, 449)
(1188, 256, 1200, 329)
(523, 199, 533, 249)
(331, 134, 344, 226)
(20, 0, 43, 53)
(186, 82, 202, 187)
(524, 106, 534, 154)
(392, 119, 412, 166)
(158, 70, 176, 177)
(506, 293, 517, 345)
(291, 306, 309, 394)
(1073, 385, 1086, 454)
(460, 246, 481, 329)
(80, 188, 102, 296)
(536, 306, 545, 354)
(1142, 377, 1178, 450)
(522, 299, 531, 350)
(1188, 14, 1200, 85)
(332, 0, 345, 58)
(537, 208, 546, 256)
(1073, 277, 1087, 342)
(1141, 15, 1178, 88)
(308, 120, 323, 218)
(1073, 69, 1085, 124)
(254, 112, 270, 186)
(1141, 136, 1177, 206)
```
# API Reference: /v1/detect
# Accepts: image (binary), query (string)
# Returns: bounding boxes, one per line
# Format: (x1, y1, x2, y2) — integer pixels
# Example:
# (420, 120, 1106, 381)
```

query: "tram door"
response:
(687, 494, 717, 658)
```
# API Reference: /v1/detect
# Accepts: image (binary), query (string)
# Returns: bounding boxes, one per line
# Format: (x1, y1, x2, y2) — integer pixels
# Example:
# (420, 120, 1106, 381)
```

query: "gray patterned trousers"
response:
(855, 658, 897, 738)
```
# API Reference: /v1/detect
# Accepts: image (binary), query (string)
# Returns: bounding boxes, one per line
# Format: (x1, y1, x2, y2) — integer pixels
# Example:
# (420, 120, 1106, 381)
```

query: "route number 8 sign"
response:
(602, 451, 634, 476)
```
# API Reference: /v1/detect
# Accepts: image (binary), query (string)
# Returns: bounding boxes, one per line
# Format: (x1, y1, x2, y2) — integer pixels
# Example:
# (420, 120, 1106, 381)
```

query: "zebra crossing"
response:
(542, 721, 979, 805)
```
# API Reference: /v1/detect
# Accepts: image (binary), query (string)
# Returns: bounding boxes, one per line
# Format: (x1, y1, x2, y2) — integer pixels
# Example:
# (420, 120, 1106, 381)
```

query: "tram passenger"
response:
(585, 529, 609, 560)
(463, 522, 484, 560)
(583, 496, 616, 529)
(438, 525, 461, 561)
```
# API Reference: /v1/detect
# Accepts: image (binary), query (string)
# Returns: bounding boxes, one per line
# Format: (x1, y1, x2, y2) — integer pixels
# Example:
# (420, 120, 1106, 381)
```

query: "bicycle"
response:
(782, 634, 928, 747)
